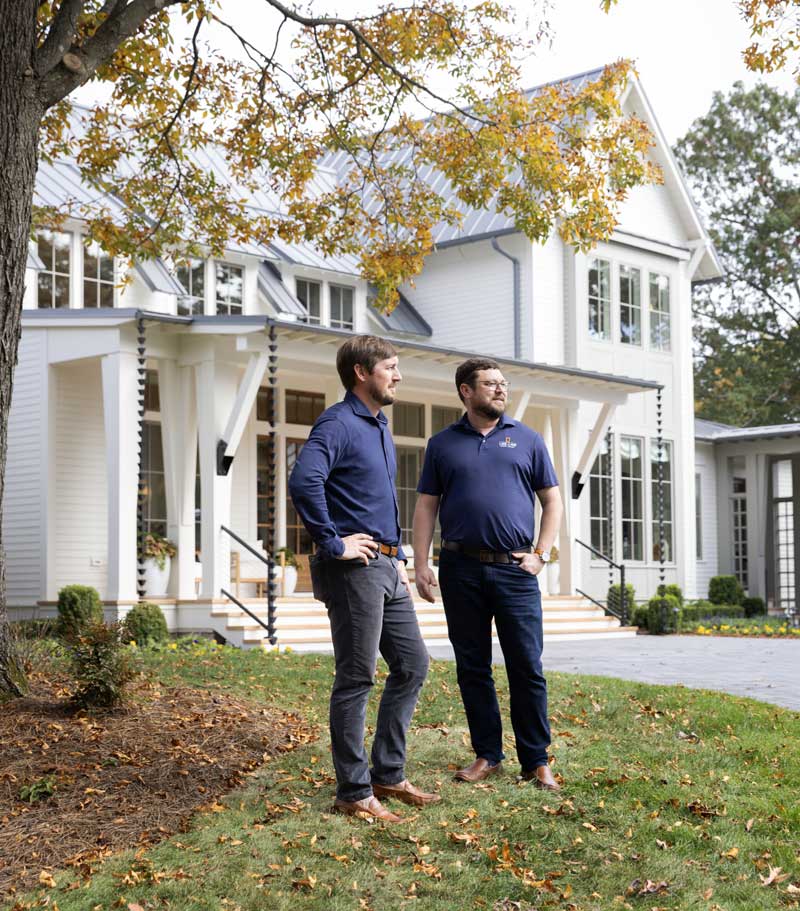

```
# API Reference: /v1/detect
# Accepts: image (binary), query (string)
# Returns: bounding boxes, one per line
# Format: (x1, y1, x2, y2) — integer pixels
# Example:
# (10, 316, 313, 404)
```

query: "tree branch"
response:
(35, 0, 87, 77)
(36, 0, 183, 109)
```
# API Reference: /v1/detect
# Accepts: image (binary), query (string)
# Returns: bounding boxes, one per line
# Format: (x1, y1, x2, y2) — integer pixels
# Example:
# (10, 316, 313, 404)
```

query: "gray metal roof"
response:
(258, 261, 307, 318)
(134, 258, 185, 295)
(368, 288, 432, 337)
(695, 418, 800, 443)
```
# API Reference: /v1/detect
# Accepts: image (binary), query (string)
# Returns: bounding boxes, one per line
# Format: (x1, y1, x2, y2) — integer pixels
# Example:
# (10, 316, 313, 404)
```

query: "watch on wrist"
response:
(534, 547, 551, 563)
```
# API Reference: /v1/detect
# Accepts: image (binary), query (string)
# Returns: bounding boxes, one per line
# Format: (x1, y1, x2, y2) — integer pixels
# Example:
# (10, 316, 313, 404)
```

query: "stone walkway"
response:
(428, 635, 800, 711)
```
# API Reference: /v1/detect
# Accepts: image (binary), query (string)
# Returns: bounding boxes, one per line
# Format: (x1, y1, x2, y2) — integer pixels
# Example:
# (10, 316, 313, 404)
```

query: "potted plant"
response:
(276, 546, 299, 596)
(142, 532, 177, 598)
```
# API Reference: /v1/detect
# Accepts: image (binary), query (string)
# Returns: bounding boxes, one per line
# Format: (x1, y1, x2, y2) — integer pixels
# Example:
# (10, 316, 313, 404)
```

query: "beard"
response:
(475, 399, 505, 419)
(365, 375, 396, 407)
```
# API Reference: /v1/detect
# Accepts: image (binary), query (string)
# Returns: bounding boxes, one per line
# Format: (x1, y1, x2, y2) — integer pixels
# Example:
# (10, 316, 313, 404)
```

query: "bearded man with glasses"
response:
(412, 357, 564, 789)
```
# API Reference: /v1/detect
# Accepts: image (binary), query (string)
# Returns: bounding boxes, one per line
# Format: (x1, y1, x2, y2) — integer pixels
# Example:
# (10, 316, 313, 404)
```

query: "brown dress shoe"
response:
(332, 795, 404, 823)
(453, 757, 503, 783)
(372, 779, 442, 807)
(519, 764, 561, 791)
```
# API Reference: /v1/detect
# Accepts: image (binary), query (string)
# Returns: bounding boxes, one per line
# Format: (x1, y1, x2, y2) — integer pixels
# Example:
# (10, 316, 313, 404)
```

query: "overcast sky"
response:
(75, 0, 797, 145)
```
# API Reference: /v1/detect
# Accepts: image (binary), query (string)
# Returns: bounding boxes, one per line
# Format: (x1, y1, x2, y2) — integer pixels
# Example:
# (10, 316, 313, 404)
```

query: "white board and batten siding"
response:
(694, 441, 719, 600)
(52, 360, 109, 598)
(4, 332, 47, 609)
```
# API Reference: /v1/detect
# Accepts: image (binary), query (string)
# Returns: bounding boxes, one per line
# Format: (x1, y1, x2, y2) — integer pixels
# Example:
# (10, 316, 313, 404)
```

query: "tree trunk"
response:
(0, 0, 42, 697)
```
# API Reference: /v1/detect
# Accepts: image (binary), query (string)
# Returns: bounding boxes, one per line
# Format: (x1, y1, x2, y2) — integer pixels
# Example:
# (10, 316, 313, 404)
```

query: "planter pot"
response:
(281, 565, 298, 597)
(143, 555, 171, 598)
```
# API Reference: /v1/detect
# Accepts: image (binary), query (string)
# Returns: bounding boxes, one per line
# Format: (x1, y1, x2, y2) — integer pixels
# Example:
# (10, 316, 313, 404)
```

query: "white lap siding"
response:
(694, 442, 719, 600)
(53, 361, 108, 597)
(4, 331, 47, 609)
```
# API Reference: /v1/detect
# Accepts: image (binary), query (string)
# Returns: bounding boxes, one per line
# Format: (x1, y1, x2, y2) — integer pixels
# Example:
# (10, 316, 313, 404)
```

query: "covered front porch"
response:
(25, 311, 659, 642)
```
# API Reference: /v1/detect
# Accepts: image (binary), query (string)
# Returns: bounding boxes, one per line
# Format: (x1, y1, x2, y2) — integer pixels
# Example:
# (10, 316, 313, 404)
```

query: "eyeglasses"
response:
(477, 380, 510, 391)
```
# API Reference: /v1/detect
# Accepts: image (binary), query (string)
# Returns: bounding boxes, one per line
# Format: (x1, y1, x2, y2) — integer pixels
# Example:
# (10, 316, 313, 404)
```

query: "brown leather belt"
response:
(442, 540, 531, 564)
(378, 543, 400, 558)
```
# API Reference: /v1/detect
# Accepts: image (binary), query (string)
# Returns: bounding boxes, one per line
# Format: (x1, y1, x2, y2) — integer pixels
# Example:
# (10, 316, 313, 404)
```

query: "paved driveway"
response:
(428, 635, 800, 711)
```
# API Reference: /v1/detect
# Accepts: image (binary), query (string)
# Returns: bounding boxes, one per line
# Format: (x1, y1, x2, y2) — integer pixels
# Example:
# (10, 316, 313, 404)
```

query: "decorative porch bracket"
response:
(216, 349, 269, 475)
(571, 402, 617, 499)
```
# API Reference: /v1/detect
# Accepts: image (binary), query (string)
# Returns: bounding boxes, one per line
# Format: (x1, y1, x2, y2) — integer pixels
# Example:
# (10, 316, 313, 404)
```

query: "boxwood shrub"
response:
(56, 584, 103, 640)
(123, 602, 168, 645)
(709, 575, 744, 605)
(648, 593, 681, 635)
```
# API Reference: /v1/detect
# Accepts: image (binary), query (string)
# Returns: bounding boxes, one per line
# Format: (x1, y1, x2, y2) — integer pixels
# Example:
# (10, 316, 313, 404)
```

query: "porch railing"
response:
(575, 538, 629, 626)
(220, 524, 276, 644)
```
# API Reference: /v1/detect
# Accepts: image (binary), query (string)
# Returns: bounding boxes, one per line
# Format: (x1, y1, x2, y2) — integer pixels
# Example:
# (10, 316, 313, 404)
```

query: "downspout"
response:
(491, 236, 523, 360)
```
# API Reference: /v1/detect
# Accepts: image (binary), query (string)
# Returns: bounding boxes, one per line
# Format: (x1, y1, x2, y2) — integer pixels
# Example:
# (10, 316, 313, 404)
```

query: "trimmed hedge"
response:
(709, 575, 744, 605)
(123, 602, 168, 645)
(648, 593, 681, 635)
(681, 601, 745, 623)
(56, 585, 103, 640)
(742, 596, 766, 618)
(632, 604, 650, 630)
(659, 583, 683, 605)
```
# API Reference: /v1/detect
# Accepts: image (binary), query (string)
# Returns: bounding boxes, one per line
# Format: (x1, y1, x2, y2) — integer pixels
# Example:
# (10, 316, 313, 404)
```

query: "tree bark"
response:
(0, 0, 42, 696)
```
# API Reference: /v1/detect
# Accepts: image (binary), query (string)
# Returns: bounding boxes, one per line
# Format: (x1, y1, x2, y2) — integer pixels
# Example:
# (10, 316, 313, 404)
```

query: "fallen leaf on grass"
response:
(745, 818, 754, 832)
(656, 839, 669, 850)
(38, 871, 56, 888)
(627, 879, 670, 896)
(720, 847, 739, 860)
(786, 883, 800, 894)
(128, 905, 145, 911)
(702, 888, 713, 900)
(760, 866, 789, 887)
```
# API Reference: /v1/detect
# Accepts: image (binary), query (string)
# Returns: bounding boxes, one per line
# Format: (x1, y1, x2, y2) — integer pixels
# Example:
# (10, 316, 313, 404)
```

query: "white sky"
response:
(74, 0, 797, 145)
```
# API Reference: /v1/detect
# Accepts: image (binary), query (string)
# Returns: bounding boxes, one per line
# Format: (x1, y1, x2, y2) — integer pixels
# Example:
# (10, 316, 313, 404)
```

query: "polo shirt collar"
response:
(457, 412, 516, 435)
(344, 389, 387, 424)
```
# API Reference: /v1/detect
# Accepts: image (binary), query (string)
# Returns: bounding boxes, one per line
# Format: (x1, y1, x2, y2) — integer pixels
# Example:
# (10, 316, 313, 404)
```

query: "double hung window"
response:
(83, 241, 114, 308)
(177, 258, 205, 315)
(37, 230, 71, 309)
(215, 263, 243, 315)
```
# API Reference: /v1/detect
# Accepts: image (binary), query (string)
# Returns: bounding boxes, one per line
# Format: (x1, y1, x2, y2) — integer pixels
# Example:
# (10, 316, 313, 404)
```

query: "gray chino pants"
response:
(311, 552, 429, 802)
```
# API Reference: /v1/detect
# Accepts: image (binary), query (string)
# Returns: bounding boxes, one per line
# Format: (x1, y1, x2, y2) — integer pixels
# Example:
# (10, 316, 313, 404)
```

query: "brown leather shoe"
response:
(332, 795, 404, 823)
(519, 764, 561, 791)
(372, 779, 442, 807)
(453, 757, 503, 783)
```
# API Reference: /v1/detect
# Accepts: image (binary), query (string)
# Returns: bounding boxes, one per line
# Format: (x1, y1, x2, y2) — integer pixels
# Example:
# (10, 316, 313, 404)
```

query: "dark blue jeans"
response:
(438, 548, 550, 771)
(311, 552, 429, 802)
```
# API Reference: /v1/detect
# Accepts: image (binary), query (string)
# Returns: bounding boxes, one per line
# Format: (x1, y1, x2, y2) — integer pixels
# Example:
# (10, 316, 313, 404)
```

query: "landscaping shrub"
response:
(742, 596, 766, 618)
(648, 593, 681, 635)
(56, 585, 103, 640)
(607, 583, 636, 619)
(705, 605, 745, 620)
(709, 575, 744, 605)
(123, 602, 168, 645)
(632, 604, 649, 630)
(63, 621, 138, 708)
(658, 583, 683, 605)
(681, 601, 745, 623)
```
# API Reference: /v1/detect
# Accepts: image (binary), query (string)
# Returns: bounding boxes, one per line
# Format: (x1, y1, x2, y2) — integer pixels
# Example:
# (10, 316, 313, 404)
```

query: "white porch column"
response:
(102, 351, 140, 602)
(159, 360, 198, 599)
(195, 357, 240, 599)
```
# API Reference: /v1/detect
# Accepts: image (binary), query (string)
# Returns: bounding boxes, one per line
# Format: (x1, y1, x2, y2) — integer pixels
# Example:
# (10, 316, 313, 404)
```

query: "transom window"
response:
(619, 265, 641, 346)
(330, 285, 354, 329)
(215, 263, 243, 315)
(650, 440, 673, 562)
(285, 389, 325, 425)
(177, 258, 205, 315)
(393, 402, 425, 438)
(83, 240, 114, 308)
(296, 278, 321, 325)
(37, 230, 71, 309)
(649, 272, 671, 351)
(620, 436, 644, 561)
(588, 257, 611, 341)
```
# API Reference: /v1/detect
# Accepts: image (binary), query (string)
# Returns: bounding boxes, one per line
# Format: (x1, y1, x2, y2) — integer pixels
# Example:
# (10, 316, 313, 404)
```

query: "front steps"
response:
(211, 593, 637, 651)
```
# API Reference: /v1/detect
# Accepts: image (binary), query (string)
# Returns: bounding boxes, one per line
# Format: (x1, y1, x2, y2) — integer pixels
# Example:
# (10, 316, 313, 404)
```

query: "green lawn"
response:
(7, 641, 800, 911)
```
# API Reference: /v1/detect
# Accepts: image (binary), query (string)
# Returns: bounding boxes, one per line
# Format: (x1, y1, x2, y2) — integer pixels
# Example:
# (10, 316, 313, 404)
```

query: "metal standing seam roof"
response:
(695, 418, 800, 443)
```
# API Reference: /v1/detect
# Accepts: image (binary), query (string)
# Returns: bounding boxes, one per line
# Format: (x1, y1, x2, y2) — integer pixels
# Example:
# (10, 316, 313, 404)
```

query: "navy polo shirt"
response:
(288, 390, 404, 560)
(417, 414, 559, 552)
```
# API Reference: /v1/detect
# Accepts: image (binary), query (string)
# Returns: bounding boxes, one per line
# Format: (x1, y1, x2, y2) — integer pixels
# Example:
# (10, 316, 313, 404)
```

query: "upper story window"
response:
(177, 258, 205, 316)
(330, 285, 354, 330)
(649, 272, 671, 351)
(83, 240, 114, 308)
(215, 263, 243, 315)
(296, 278, 321, 325)
(619, 265, 641, 346)
(588, 257, 611, 341)
(37, 230, 71, 309)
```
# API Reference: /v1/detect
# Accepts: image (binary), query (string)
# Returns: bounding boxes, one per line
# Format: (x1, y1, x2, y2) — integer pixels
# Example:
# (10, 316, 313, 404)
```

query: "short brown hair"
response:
(455, 357, 501, 403)
(336, 335, 398, 390)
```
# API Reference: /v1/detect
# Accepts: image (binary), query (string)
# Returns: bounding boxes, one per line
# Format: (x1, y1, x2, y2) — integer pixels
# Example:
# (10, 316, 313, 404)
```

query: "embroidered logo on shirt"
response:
(498, 436, 517, 449)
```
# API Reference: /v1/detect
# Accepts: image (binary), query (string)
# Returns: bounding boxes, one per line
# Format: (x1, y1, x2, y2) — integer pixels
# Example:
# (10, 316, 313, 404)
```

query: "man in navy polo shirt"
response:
(289, 335, 438, 822)
(413, 357, 563, 789)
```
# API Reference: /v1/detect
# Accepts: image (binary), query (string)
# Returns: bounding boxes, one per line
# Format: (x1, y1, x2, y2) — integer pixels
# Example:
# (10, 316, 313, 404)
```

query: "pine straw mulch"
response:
(0, 664, 316, 899)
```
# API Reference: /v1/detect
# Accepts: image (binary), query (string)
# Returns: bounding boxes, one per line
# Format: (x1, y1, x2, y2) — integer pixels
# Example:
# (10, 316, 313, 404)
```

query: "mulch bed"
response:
(0, 665, 316, 898)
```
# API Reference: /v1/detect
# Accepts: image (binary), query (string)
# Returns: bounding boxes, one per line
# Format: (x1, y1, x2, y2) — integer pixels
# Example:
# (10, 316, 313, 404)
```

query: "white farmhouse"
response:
(11, 67, 792, 648)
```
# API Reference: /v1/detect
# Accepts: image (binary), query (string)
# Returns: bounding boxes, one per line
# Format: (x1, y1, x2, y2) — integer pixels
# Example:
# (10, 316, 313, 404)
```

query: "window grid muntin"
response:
(619, 264, 641, 346)
(394, 402, 425, 438)
(649, 271, 671, 351)
(296, 278, 321, 325)
(83, 241, 114, 308)
(620, 435, 644, 561)
(142, 421, 167, 537)
(772, 460, 794, 614)
(732, 484, 749, 590)
(396, 445, 424, 545)
(285, 389, 325, 426)
(177, 258, 205, 316)
(589, 437, 613, 557)
(588, 257, 611, 341)
(215, 262, 243, 315)
(431, 405, 462, 434)
(330, 284, 354, 329)
(37, 230, 71, 309)
(650, 439, 674, 562)
(280, 437, 315, 556)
